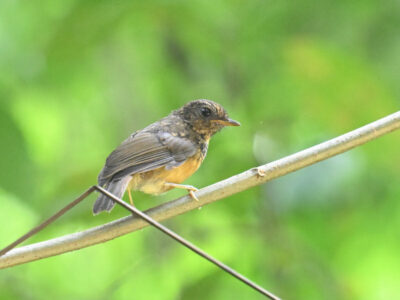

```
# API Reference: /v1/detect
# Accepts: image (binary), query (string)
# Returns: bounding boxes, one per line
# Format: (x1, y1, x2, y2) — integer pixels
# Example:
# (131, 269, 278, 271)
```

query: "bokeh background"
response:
(1, 1, 399, 299)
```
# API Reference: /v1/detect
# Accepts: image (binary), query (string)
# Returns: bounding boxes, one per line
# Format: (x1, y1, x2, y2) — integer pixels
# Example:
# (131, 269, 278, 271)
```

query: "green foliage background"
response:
(1, 1, 399, 299)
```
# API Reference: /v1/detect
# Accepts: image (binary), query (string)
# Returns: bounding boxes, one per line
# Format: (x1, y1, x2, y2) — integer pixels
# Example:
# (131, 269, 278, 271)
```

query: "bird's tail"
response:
(93, 177, 130, 215)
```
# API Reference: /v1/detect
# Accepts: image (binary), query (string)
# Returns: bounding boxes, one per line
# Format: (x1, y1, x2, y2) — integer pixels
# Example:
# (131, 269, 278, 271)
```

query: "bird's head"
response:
(178, 99, 240, 137)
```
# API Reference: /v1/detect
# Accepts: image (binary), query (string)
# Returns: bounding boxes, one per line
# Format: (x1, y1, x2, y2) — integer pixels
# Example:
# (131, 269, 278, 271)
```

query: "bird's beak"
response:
(212, 118, 241, 127)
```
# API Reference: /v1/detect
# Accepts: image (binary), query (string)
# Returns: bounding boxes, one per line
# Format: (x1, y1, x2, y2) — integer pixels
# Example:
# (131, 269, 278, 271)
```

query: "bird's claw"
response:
(189, 190, 199, 201)
(185, 185, 199, 192)
(165, 182, 199, 201)
(184, 185, 199, 201)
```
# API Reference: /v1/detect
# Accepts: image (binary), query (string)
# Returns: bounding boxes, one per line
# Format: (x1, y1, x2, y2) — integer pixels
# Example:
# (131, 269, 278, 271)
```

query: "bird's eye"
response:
(201, 107, 212, 118)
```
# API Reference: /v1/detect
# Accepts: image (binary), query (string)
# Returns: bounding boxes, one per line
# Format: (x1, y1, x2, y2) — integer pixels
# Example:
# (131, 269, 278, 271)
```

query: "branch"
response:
(1, 111, 399, 269)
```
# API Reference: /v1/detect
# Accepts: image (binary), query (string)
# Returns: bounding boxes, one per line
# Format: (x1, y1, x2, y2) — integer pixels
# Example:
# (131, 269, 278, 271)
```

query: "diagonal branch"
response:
(1, 111, 399, 269)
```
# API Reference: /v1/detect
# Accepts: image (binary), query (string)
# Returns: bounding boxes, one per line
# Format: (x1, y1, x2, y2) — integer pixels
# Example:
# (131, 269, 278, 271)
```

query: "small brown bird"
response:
(93, 99, 240, 214)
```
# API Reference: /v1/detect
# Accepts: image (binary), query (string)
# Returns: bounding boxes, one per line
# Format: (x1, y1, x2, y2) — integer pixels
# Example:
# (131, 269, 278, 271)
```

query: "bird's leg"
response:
(165, 182, 199, 201)
(128, 188, 134, 206)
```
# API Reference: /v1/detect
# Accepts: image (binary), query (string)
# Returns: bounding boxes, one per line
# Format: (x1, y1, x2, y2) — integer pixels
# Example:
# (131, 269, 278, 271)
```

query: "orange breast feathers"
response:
(128, 150, 205, 195)
(161, 155, 203, 183)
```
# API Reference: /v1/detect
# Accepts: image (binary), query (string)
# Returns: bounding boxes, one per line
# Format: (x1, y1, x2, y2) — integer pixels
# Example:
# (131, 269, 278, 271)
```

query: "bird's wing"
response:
(98, 130, 197, 185)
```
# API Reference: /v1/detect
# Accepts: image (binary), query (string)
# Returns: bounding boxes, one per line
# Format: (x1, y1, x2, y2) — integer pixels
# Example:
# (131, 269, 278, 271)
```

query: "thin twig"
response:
(0, 187, 95, 257)
(0, 111, 399, 270)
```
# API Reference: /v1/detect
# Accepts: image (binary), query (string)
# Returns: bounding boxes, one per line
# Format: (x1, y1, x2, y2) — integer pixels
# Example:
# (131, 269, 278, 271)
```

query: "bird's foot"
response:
(165, 183, 199, 201)
(188, 189, 199, 201)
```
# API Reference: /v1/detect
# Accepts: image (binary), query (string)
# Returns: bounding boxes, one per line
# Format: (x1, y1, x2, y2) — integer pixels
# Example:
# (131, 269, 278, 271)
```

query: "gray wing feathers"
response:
(98, 132, 169, 184)
(99, 131, 197, 184)
(158, 132, 197, 169)
(94, 130, 197, 214)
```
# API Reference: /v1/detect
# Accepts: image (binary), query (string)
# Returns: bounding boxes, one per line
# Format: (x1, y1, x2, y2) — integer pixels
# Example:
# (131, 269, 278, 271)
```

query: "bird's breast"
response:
(128, 149, 205, 195)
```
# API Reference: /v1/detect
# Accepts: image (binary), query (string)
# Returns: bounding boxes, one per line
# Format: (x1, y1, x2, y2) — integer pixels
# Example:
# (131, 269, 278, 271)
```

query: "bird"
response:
(93, 99, 240, 214)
